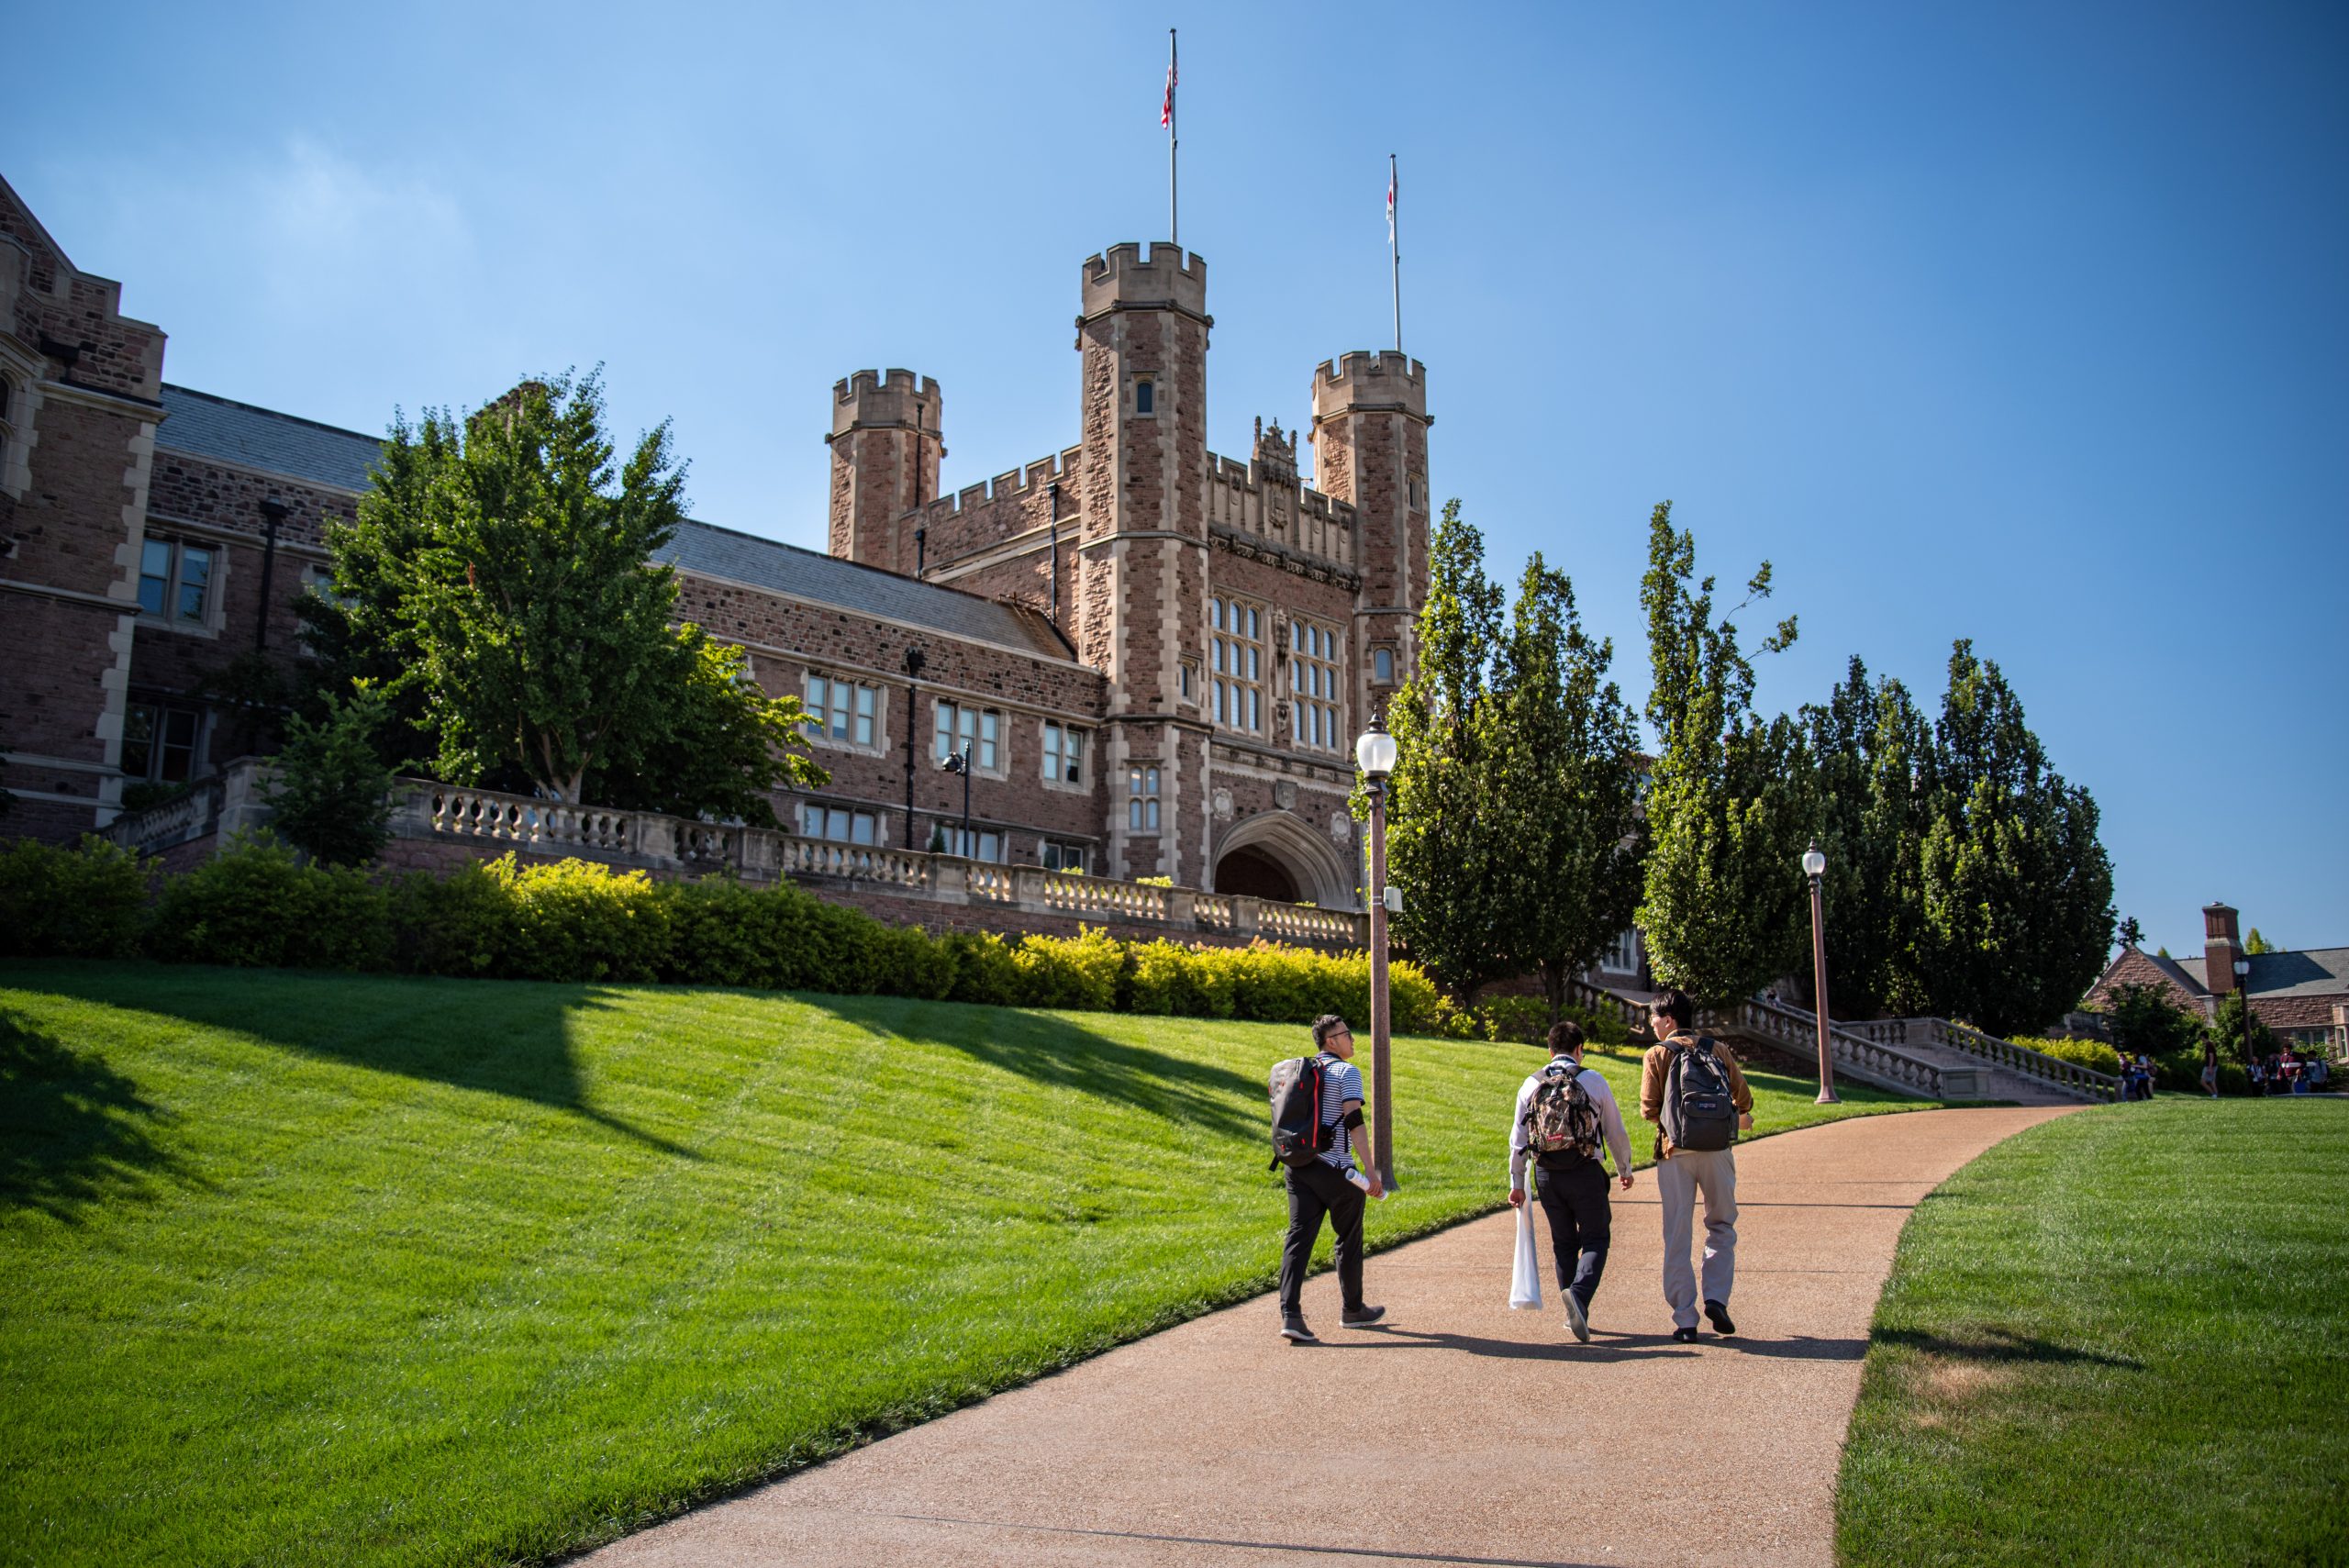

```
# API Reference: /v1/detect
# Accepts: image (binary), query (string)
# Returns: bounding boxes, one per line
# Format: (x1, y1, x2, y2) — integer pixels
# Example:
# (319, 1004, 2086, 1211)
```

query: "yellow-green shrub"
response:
(148, 831, 391, 971)
(2011, 1035, 2122, 1075)
(501, 858, 669, 983)
(1013, 927, 1125, 1010)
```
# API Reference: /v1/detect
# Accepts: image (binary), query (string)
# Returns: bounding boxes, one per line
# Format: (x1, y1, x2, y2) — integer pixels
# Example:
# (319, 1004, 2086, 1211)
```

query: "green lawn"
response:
(1837, 1097, 2349, 1566)
(1, 961, 1927, 1568)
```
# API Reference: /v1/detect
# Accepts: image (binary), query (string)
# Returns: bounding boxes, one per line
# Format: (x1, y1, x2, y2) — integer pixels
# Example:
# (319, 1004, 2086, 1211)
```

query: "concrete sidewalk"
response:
(583, 1106, 2073, 1568)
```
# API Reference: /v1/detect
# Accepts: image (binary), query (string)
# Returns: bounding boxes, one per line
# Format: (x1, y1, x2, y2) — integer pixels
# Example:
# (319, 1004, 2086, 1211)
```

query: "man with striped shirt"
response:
(1277, 1014, 1386, 1342)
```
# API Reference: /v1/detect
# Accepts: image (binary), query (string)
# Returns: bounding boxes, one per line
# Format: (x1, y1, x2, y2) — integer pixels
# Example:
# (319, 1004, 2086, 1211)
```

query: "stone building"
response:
(2088, 901, 2349, 1057)
(1, 175, 1430, 914)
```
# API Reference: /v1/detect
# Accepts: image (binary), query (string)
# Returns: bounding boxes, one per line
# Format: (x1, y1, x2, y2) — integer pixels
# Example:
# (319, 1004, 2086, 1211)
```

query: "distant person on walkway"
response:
(1275, 1014, 1385, 1343)
(1639, 990, 1754, 1344)
(1508, 1020, 1635, 1343)
(2201, 1042, 2220, 1099)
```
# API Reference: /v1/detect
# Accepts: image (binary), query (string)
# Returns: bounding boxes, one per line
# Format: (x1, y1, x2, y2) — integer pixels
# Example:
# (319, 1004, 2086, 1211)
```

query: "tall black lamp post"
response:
(1355, 717, 1400, 1189)
(901, 648, 927, 849)
(941, 745, 974, 856)
(254, 495, 288, 653)
(1802, 840, 1839, 1104)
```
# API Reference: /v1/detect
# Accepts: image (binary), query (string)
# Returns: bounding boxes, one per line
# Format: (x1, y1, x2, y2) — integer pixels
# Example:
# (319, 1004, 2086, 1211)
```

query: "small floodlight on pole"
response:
(1356, 719, 1401, 1189)
(1802, 840, 1839, 1104)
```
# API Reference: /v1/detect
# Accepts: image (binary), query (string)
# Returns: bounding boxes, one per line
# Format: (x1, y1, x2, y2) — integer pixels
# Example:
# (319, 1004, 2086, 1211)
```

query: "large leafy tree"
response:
(1380, 500, 1510, 999)
(1802, 656, 1931, 1018)
(1489, 556, 1646, 1018)
(1916, 640, 2113, 1034)
(305, 373, 822, 821)
(1636, 502, 1814, 1006)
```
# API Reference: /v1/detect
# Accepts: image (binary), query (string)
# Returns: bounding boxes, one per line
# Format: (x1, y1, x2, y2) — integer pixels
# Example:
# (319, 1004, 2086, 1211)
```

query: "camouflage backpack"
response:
(1524, 1062, 1603, 1162)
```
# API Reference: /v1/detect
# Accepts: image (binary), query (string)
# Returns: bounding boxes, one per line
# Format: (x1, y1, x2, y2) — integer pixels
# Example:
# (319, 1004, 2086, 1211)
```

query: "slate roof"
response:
(151, 384, 1075, 662)
(2179, 949, 2349, 999)
(158, 384, 385, 492)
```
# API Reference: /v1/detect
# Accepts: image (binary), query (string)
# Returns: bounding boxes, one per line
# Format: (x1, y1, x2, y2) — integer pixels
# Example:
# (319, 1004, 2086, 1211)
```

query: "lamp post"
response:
(2233, 956, 2253, 1066)
(901, 648, 927, 850)
(1802, 840, 1839, 1104)
(1355, 718, 1400, 1189)
(942, 745, 974, 856)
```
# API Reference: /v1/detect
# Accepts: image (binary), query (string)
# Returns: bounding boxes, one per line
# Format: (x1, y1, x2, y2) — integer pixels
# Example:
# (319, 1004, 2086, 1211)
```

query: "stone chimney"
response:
(2203, 902, 2243, 995)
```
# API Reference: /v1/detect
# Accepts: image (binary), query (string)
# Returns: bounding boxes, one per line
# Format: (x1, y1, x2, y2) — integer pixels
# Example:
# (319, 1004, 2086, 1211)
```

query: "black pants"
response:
(1534, 1155, 1611, 1311)
(1278, 1162, 1365, 1319)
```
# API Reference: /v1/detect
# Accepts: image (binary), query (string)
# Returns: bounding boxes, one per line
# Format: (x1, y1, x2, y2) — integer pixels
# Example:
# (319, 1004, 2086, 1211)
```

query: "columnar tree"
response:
(1802, 657, 1931, 1018)
(1490, 556, 1646, 1018)
(1916, 640, 2113, 1034)
(1636, 502, 1814, 1006)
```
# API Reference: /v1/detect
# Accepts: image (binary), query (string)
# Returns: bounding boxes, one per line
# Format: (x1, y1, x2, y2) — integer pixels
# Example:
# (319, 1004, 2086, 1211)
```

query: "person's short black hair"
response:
(1311, 1014, 1351, 1049)
(1546, 1020, 1585, 1053)
(1650, 988, 1694, 1029)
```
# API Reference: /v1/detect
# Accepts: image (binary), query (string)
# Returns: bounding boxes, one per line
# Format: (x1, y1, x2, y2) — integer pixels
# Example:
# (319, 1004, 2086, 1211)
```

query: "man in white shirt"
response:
(1508, 1020, 1635, 1343)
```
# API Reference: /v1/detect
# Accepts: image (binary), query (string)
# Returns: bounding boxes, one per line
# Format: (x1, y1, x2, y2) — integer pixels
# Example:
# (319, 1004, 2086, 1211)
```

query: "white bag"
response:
(1509, 1195, 1543, 1310)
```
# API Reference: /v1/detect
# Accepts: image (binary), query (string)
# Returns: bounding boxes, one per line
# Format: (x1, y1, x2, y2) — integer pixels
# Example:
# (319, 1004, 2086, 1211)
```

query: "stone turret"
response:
(1311, 350, 1430, 719)
(826, 369, 942, 573)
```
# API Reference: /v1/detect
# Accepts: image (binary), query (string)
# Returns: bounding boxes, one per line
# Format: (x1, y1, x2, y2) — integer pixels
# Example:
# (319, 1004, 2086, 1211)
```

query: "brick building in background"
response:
(2088, 901, 2349, 1057)
(1, 175, 1431, 912)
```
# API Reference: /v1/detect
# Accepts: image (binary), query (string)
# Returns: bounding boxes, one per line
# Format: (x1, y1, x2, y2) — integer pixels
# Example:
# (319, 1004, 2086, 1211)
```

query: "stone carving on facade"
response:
(1274, 780, 1297, 810)
(1329, 810, 1353, 843)
(1212, 787, 1234, 821)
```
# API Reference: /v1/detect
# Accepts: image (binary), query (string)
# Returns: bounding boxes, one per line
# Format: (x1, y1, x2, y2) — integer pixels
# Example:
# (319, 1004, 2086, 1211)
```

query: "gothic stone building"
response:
(1, 175, 1430, 912)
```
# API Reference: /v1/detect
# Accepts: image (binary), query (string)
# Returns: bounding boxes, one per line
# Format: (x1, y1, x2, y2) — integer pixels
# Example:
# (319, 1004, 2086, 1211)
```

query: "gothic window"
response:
(1127, 765, 1161, 831)
(138, 538, 215, 626)
(122, 701, 204, 783)
(798, 803, 879, 846)
(1041, 840, 1088, 873)
(804, 673, 879, 748)
(1041, 721, 1088, 785)
(1209, 595, 1264, 733)
(933, 700, 1001, 771)
(1135, 378, 1156, 416)
(1373, 646, 1396, 685)
(1289, 617, 1344, 752)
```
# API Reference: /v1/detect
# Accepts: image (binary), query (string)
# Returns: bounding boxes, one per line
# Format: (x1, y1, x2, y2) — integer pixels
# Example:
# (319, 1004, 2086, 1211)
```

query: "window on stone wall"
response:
(933, 700, 1001, 771)
(1127, 765, 1161, 831)
(1289, 617, 1344, 751)
(1373, 646, 1396, 685)
(797, 803, 880, 846)
(805, 673, 879, 747)
(1179, 659, 1198, 702)
(941, 827, 1003, 862)
(1041, 721, 1087, 784)
(1135, 378, 1156, 416)
(138, 538, 215, 626)
(1602, 929, 1641, 975)
(1209, 595, 1264, 733)
(122, 701, 204, 784)
(1041, 840, 1089, 874)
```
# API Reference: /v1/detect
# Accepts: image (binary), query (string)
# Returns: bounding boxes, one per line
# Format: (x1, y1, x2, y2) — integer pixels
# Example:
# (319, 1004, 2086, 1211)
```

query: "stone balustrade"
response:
(1848, 1015, 2118, 1101)
(1706, 996, 1948, 1099)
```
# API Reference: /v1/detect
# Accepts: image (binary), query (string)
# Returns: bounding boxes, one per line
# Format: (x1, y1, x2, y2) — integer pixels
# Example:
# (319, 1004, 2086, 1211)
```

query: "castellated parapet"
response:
(829, 368, 943, 440)
(826, 368, 944, 573)
(1079, 242, 1209, 322)
(1309, 351, 1429, 424)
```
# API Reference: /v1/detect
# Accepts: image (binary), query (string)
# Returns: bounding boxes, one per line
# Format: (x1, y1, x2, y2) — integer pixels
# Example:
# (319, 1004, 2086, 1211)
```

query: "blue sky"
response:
(7, 1, 2343, 957)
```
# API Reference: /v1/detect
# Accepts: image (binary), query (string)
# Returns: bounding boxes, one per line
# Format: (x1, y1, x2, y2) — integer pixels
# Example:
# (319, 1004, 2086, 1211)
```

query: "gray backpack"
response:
(1663, 1036, 1738, 1152)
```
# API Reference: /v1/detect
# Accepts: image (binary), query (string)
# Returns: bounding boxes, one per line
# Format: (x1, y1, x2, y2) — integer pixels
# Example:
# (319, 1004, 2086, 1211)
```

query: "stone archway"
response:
(1211, 808, 1357, 909)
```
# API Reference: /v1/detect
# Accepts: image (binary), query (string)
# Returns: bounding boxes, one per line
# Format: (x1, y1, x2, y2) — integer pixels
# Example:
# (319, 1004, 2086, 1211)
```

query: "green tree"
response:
(1803, 657, 1931, 1018)
(2208, 988, 2276, 1067)
(310, 373, 822, 819)
(2244, 928, 2278, 955)
(1489, 556, 1647, 1018)
(267, 684, 395, 866)
(1636, 502, 1813, 1006)
(1916, 640, 2114, 1035)
(1380, 499, 1510, 999)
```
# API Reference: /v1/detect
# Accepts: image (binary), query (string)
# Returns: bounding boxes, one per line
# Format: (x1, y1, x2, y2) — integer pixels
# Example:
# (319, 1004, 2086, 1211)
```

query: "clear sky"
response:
(7, 1, 2343, 958)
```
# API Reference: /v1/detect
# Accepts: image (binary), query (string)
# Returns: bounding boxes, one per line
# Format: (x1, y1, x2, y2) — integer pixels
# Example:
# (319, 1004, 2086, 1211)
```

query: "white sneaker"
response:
(1564, 1289, 1590, 1343)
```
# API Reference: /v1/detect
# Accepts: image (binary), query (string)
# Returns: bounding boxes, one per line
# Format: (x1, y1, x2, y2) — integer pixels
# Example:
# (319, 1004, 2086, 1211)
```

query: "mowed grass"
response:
(1837, 1097, 2349, 1567)
(1, 961, 1927, 1568)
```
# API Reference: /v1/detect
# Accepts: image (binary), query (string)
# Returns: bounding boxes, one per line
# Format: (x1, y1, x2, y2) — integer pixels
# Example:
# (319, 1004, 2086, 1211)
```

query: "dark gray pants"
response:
(1278, 1162, 1365, 1319)
(1534, 1156, 1611, 1311)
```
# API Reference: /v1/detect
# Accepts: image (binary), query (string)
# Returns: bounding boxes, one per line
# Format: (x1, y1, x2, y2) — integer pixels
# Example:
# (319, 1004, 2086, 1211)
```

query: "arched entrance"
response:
(1210, 808, 1357, 909)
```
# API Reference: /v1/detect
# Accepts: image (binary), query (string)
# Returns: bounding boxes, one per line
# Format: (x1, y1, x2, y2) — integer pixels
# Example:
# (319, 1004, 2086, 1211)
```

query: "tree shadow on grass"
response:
(0, 1008, 201, 1223)
(1876, 1325, 2143, 1371)
(816, 993, 1264, 1141)
(8, 964, 696, 1160)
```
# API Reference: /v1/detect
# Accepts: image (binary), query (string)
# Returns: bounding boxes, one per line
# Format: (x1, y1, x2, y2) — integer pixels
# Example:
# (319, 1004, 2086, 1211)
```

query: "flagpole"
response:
(1168, 29, 1179, 246)
(1389, 151, 1401, 353)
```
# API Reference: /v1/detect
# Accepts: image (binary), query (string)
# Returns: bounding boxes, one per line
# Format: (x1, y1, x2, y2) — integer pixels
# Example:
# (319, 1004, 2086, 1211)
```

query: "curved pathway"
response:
(584, 1106, 2074, 1568)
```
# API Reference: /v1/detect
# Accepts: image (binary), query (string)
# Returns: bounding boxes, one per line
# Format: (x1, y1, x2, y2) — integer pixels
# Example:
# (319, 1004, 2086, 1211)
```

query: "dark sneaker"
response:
(1340, 1305, 1387, 1328)
(1704, 1299, 1737, 1337)
(1673, 1325, 1700, 1344)
(1280, 1318, 1319, 1343)
(1563, 1290, 1591, 1343)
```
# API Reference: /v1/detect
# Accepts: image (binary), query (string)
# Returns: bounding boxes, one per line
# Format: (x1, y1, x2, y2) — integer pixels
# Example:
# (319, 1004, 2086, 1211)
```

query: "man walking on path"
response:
(1277, 1014, 1385, 1343)
(1639, 989, 1754, 1345)
(1508, 1020, 1635, 1342)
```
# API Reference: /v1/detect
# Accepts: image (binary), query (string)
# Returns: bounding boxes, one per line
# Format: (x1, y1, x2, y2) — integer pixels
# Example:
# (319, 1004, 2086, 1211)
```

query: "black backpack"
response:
(1663, 1036, 1738, 1152)
(1524, 1062, 1603, 1162)
(1268, 1053, 1335, 1171)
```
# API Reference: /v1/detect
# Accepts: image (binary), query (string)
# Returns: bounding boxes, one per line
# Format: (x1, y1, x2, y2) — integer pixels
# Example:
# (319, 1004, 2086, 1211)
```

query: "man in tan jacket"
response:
(1638, 989, 1754, 1343)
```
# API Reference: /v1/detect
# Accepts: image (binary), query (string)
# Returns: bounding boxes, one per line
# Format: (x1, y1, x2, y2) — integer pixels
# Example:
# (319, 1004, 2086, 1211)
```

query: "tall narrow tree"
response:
(1803, 657, 1930, 1018)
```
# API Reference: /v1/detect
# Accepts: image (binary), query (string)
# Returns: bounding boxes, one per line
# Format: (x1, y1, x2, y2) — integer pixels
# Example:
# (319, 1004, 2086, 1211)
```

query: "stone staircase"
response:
(1840, 1014, 2119, 1106)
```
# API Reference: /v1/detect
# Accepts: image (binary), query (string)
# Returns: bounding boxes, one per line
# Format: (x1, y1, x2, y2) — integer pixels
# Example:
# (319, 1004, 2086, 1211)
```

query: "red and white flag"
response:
(1162, 58, 1177, 128)
(1386, 163, 1397, 242)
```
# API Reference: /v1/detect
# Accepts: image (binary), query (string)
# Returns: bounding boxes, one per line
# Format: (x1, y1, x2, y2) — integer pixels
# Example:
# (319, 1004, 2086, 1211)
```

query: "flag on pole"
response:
(1162, 57, 1177, 127)
(1386, 162, 1397, 242)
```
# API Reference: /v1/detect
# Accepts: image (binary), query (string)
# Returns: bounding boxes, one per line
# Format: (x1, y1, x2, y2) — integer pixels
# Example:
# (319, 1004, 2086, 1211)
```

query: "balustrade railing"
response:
(1902, 1017, 2120, 1102)
(102, 778, 221, 851)
(1706, 996, 1946, 1098)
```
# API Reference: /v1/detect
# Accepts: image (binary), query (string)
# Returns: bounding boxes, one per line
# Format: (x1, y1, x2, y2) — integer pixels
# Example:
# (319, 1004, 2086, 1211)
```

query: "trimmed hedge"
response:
(0, 834, 1445, 1032)
(2010, 1035, 2123, 1076)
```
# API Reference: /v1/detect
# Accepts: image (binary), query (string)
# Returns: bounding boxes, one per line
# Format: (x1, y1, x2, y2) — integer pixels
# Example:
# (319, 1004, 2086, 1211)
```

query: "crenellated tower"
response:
(1311, 350, 1430, 723)
(826, 369, 942, 573)
(1074, 242, 1212, 881)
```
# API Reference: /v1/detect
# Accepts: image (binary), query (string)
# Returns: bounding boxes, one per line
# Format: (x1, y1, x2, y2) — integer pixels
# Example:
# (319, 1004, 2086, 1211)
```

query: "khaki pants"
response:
(1655, 1146, 1738, 1329)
